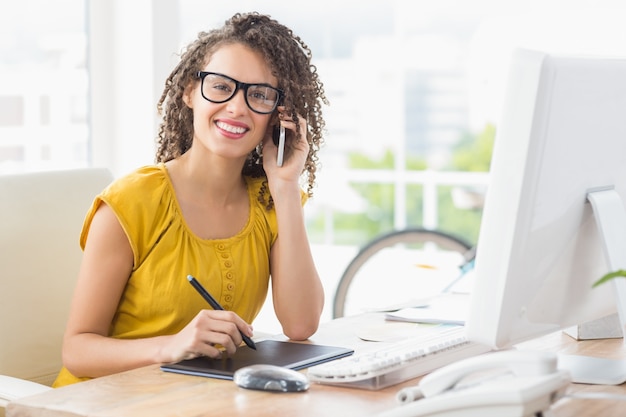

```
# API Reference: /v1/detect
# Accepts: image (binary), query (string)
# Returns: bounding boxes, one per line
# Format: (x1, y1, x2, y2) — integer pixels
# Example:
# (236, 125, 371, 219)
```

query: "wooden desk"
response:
(7, 314, 626, 417)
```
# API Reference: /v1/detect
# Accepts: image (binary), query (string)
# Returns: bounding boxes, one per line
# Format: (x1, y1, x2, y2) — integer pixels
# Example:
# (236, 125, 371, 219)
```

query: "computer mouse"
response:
(233, 364, 310, 393)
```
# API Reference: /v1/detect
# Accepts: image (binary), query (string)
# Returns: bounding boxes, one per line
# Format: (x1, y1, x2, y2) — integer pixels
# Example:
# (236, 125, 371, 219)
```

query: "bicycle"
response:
(332, 227, 476, 318)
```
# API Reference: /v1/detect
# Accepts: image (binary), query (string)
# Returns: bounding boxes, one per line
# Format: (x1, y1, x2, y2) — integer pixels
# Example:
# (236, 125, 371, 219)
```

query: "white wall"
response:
(88, 0, 180, 177)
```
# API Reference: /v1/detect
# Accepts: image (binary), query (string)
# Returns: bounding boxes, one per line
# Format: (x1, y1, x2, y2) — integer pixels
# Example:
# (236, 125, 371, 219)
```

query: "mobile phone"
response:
(272, 124, 285, 167)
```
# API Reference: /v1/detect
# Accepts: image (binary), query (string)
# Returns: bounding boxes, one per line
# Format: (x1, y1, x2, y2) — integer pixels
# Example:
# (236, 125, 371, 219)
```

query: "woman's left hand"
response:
(262, 107, 309, 183)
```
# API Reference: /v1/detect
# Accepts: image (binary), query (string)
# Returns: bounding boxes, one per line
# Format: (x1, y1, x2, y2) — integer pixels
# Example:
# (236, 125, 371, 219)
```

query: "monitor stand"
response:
(557, 189, 626, 385)
(587, 189, 626, 339)
(564, 313, 623, 340)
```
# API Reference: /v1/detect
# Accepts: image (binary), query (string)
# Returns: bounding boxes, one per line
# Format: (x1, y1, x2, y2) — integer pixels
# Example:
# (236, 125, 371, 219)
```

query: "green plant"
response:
(593, 270, 626, 288)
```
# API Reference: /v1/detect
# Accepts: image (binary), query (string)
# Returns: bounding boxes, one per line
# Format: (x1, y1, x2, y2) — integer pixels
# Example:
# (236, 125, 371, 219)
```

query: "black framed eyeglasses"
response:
(196, 71, 283, 114)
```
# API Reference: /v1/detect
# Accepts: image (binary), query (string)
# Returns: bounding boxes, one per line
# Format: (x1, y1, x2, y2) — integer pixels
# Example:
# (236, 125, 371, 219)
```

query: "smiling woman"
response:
(52, 12, 328, 389)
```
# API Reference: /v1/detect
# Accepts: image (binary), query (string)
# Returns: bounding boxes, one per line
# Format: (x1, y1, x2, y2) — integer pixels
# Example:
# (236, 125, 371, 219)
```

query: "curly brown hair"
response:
(155, 12, 328, 207)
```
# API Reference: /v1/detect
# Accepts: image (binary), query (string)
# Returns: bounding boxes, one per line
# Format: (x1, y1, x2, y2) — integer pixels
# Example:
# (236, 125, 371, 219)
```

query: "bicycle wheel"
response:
(333, 228, 473, 318)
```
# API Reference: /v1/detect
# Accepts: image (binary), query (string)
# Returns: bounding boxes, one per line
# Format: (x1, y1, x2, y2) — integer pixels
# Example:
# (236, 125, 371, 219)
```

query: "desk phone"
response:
(378, 350, 570, 417)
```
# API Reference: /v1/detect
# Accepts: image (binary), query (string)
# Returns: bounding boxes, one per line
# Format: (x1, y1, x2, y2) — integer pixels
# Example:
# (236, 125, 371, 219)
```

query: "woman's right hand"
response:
(159, 309, 254, 363)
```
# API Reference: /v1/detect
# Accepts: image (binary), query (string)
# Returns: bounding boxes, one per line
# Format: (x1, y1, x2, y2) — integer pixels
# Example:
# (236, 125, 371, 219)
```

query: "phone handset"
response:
(412, 350, 558, 400)
(378, 350, 570, 417)
(272, 124, 286, 167)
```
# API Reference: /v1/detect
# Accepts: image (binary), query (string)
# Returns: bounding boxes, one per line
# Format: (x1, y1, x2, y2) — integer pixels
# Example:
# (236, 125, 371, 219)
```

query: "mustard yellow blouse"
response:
(54, 164, 282, 386)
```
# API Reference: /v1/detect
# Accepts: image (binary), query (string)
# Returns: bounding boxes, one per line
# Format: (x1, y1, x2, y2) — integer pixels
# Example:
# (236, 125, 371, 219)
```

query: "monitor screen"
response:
(465, 48, 626, 354)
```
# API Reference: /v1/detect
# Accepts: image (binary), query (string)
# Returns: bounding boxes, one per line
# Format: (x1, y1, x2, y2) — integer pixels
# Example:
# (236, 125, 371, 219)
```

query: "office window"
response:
(0, 0, 88, 174)
(178, 0, 493, 246)
(173, 0, 626, 330)
(121, 0, 626, 249)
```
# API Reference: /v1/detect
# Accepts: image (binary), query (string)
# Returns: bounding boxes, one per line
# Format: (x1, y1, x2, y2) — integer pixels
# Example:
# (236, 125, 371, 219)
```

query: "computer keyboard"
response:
(307, 325, 492, 390)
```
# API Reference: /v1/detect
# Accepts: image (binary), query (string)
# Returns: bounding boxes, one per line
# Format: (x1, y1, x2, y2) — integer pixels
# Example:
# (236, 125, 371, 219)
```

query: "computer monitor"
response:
(465, 48, 626, 383)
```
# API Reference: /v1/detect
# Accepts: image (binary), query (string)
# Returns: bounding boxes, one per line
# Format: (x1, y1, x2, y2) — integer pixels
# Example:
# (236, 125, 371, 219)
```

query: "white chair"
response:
(0, 168, 114, 412)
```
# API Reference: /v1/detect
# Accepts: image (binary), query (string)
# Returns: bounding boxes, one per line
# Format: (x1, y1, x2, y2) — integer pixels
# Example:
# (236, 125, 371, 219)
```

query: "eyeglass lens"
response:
(200, 73, 280, 114)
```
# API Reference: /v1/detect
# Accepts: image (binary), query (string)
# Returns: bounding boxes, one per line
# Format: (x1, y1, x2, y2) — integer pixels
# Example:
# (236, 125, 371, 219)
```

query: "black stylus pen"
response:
(186, 274, 257, 350)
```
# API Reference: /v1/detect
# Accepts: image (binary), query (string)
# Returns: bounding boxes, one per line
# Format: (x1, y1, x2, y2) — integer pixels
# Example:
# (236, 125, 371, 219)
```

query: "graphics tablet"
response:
(160, 340, 354, 380)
